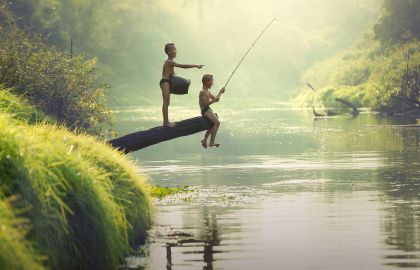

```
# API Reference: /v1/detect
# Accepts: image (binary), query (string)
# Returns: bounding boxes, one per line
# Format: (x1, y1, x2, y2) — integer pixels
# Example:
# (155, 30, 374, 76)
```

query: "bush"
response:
(0, 5, 113, 136)
(292, 39, 420, 111)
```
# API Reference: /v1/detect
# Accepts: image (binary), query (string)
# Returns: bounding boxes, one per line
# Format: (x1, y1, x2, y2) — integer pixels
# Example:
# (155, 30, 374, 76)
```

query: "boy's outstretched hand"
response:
(196, 65, 204, 69)
(219, 87, 225, 95)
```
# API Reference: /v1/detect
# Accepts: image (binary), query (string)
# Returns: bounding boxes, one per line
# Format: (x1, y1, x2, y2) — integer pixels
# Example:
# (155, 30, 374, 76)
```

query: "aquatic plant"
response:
(150, 185, 191, 199)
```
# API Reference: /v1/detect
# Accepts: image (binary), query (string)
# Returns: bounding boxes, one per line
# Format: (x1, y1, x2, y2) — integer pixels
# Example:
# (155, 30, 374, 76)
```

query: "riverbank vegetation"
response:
(293, 0, 420, 115)
(151, 185, 192, 199)
(0, 4, 152, 269)
(0, 5, 113, 136)
(0, 88, 152, 269)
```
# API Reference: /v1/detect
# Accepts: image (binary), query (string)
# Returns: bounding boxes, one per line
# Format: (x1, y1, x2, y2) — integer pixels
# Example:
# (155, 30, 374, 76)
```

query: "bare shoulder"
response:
(165, 59, 176, 66)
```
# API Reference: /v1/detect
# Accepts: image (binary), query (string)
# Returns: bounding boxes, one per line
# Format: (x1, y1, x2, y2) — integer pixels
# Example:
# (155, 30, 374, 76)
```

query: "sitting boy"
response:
(199, 74, 225, 148)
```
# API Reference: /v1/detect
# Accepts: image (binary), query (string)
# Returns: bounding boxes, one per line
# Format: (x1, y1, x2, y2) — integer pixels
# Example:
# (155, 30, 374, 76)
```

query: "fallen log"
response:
(385, 106, 419, 116)
(391, 95, 420, 108)
(335, 98, 359, 116)
(312, 107, 340, 117)
(108, 116, 214, 154)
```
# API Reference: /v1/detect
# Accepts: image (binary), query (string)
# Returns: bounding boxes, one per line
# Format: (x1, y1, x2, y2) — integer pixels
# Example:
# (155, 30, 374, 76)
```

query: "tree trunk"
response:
(108, 116, 214, 154)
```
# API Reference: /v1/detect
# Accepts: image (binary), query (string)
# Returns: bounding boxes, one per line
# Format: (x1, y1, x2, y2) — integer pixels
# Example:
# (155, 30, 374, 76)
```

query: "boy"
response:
(199, 74, 225, 148)
(160, 43, 204, 127)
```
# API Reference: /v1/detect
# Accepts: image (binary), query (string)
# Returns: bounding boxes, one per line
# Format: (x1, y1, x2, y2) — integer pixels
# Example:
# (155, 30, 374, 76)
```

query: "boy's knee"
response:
(214, 120, 220, 126)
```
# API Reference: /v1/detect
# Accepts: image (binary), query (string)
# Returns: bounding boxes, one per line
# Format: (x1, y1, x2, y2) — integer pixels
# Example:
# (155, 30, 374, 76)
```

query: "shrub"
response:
(0, 5, 113, 136)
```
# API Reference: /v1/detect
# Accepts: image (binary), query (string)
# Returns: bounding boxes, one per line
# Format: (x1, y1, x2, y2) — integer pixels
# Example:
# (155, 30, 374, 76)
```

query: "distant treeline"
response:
(1, 0, 173, 83)
(2, 0, 384, 104)
(373, 0, 420, 44)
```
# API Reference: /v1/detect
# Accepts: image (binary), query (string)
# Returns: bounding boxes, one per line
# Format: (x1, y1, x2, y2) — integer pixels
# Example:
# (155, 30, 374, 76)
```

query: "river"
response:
(115, 102, 420, 270)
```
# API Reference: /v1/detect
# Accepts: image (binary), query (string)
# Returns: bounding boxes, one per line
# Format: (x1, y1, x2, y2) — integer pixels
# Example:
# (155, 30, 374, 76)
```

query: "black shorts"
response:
(159, 78, 171, 86)
(201, 106, 212, 115)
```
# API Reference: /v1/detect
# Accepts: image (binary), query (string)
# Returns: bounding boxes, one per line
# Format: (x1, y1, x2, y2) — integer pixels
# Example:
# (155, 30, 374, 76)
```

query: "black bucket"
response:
(171, 75, 191, 95)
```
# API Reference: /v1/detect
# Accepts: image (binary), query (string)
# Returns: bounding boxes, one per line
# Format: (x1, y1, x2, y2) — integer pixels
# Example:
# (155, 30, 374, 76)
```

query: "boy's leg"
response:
(201, 130, 211, 148)
(203, 110, 220, 147)
(160, 82, 175, 127)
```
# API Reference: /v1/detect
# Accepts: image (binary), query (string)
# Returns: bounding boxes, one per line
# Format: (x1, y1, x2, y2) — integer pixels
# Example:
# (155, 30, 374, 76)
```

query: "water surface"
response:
(115, 103, 420, 270)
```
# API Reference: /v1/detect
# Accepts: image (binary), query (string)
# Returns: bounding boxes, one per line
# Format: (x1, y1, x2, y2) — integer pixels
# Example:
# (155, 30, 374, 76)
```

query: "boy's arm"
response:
(209, 88, 225, 100)
(200, 91, 219, 106)
(215, 87, 225, 99)
(168, 60, 204, 69)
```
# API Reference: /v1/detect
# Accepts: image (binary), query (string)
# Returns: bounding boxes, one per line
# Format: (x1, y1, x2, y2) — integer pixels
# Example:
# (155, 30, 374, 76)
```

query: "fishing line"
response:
(223, 18, 276, 90)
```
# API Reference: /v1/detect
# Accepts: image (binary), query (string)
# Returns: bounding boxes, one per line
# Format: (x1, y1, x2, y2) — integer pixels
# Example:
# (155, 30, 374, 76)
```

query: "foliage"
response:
(374, 0, 420, 44)
(0, 90, 151, 269)
(0, 196, 45, 270)
(292, 39, 420, 111)
(0, 87, 48, 124)
(150, 185, 191, 199)
(0, 5, 113, 136)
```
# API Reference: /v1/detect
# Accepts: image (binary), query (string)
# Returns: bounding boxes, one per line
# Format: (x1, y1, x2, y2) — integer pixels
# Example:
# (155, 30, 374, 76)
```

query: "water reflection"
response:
(377, 151, 420, 268)
(117, 105, 420, 269)
(165, 209, 221, 270)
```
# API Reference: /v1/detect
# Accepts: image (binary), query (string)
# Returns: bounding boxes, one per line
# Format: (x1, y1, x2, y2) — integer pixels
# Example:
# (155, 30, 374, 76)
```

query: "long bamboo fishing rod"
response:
(222, 18, 276, 90)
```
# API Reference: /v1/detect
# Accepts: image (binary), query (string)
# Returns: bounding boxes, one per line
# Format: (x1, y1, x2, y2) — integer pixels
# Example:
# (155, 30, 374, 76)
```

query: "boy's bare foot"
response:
(163, 122, 176, 128)
(201, 139, 208, 148)
(209, 143, 220, 148)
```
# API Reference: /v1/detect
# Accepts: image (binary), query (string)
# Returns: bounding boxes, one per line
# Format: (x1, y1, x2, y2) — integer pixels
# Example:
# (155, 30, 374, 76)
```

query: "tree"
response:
(374, 0, 420, 44)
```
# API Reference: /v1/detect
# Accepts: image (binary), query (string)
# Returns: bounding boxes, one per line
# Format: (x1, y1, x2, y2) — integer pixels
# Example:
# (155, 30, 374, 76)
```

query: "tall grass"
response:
(0, 108, 151, 269)
(0, 196, 45, 270)
(0, 87, 47, 124)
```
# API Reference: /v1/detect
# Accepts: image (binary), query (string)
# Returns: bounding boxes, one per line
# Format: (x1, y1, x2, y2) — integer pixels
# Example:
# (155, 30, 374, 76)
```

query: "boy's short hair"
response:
(164, 43, 175, 54)
(202, 74, 213, 85)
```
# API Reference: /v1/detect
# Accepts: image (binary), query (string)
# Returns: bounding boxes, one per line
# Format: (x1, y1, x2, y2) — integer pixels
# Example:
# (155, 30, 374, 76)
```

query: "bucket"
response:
(170, 74, 191, 95)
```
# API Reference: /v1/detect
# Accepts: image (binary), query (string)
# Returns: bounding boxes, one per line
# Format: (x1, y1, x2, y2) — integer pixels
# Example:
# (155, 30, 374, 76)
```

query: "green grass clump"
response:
(0, 196, 45, 270)
(0, 113, 151, 270)
(0, 87, 47, 124)
(150, 185, 191, 199)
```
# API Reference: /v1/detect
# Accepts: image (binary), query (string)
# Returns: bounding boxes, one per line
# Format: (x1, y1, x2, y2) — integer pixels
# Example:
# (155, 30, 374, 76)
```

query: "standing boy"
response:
(160, 43, 204, 127)
(199, 74, 225, 148)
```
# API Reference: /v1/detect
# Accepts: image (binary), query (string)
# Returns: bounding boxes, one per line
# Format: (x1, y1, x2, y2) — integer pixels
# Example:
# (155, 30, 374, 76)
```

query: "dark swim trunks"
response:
(159, 78, 171, 86)
(201, 106, 212, 115)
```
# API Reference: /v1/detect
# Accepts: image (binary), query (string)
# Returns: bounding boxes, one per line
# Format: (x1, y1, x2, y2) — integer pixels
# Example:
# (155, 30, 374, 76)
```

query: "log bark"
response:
(108, 116, 214, 154)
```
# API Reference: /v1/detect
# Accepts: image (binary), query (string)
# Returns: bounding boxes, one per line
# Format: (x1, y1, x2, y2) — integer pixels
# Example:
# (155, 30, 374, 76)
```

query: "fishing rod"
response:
(222, 18, 276, 91)
(306, 82, 318, 94)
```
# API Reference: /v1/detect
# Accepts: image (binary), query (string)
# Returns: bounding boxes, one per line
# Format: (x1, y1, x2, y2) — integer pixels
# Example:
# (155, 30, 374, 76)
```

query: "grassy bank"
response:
(292, 39, 420, 112)
(0, 89, 151, 270)
(0, 197, 44, 270)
